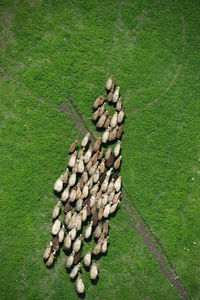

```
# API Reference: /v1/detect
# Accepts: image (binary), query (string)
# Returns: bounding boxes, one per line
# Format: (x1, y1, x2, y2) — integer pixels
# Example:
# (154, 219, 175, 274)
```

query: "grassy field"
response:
(1, 0, 200, 299)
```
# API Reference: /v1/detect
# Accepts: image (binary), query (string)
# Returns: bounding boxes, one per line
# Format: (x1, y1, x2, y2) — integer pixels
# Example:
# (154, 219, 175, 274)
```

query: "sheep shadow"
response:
(91, 275, 99, 286)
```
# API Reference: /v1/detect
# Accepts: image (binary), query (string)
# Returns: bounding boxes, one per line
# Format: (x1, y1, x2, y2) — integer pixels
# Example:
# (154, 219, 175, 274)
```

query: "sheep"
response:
(81, 205, 88, 222)
(76, 197, 83, 212)
(109, 126, 118, 142)
(90, 181, 100, 195)
(94, 222, 103, 239)
(68, 151, 77, 168)
(75, 272, 85, 294)
(116, 124, 123, 139)
(102, 127, 110, 144)
(107, 178, 115, 194)
(97, 232, 105, 244)
(105, 75, 113, 91)
(102, 177, 109, 192)
(70, 262, 81, 279)
(92, 107, 100, 122)
(73, 235, 83, 253)
(114, 176, 121, 192)
(106, 167, 113, 179)
(84, 220, 93, 239)
(103, 203, 111, 218)
(116, 97, 122, 112)
(83, 248, 92, 268)
(43, 246, 52, 261)
(77, 158, 84, 174)
(70, 188, 76, 203)
(69, 140, 78, 154)
(118, 108, 125, 124)
(110, 200, 120, 214)
(93, 168, 100, 183)
(93, 137, 102, 153)
(99, 158, 105, 174)
(98, 205, 104, 221)
(108, 91, 113, 103)
(99, 172, 106, 185)
(88, 176, 94, 190)
(108, 190, 115, 202)
(76, 183, 82, 200)
(58, 225, 65, 243)
(72, 161, 78, 174)
(82, 182, 89, 199)
(69, 225, 77, 241)
(96, 111, 109, 128)
(93, 94, 105, 110)
(84, 145, 93, 164)
(67, 212, 77, 230)
(112, 86, 120, 103)
(63, 233, 72, 251)
(62, 168, 69, 184)
(78, 177, 83, 191)
(103, 220, 109, 236)
(96, 188, 103, 201)
(51, 235, 59, 253)
(91, 150, 99, 164)
(46, 251, 55, 268)
(81, 132, 90, 148)
(82, 171, 88, 184)
(90, 203, 97, 217)
(61, 185, 70, 202)
(105, 153, 115, 168)
(76, 212, 83, 231)
(78, 147, 85, 159)
(91, 210, 98, 227)
(97, 196, 102, 209)
(68, 172, 77, 187)
(98, 102, 106, 117)
(64, 210, 72, 227)
(74, 250, 82, 265)
(53, 176, 64, 193)
(98, 149, 104, 160)
(110, 112, 118, 128)
(90, 262, 98, 280)
(51, 201, 62, 220)
(89, 161, 99, 177)
(86, 159, 93, 172)
(101, 236, 109, 253)
(113, 191, 121, 204)
(102, 193, 109, 206)
(105, 147, 112, 161)
(113, 155, 122, 170)
(92, 242, 102, 256)
(66, 250, 75, 269)
(114, 140, 121, 157)
(104, 115, 111, 129)
(52, 216, 61, 236)
(89, 195, 96, 208)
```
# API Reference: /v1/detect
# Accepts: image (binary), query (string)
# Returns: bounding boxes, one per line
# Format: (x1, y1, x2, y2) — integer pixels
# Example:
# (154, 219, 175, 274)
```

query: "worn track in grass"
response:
(59, 97, 190, 300)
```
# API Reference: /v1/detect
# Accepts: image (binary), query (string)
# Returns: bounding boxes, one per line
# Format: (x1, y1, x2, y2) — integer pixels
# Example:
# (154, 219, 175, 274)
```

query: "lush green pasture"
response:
(1, 0, 200, 299)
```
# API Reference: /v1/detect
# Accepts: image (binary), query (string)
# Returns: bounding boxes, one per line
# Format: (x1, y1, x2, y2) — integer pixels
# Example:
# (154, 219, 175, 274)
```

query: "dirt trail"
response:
(123, 190, 189, 300)
(59, 97, 190, 300)
(67, 96, 96, 142)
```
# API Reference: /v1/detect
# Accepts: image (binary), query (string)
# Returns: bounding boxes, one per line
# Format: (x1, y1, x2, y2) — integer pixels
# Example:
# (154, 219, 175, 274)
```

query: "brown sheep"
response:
(69, 140, 78, 154)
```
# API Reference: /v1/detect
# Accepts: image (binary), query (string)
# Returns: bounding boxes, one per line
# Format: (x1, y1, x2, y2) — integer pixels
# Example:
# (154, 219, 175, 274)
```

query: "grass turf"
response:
(1, 0, 200, 299)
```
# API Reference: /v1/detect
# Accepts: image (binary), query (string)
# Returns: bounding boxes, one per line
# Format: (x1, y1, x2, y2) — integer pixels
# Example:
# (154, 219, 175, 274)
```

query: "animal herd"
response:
(43, 76, 125, 295)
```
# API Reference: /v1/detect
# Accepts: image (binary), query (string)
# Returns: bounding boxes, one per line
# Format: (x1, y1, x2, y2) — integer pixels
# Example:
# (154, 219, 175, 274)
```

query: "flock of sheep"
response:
(43, 76, 125, 295)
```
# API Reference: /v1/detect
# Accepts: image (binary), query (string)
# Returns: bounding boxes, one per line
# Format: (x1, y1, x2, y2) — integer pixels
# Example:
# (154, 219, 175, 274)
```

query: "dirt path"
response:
(67, 96, 97, 142)
(123, 188, 189, 300)
(59, 97, 190, 300)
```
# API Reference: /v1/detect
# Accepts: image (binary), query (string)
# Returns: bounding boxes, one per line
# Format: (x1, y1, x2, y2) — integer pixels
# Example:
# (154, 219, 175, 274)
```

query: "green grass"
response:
(1, 0, 200, 299)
